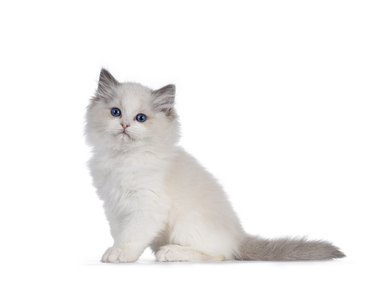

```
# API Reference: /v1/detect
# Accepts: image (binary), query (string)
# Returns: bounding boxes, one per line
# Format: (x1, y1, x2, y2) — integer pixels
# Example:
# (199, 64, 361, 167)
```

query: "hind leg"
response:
(155, 244, 224, 262)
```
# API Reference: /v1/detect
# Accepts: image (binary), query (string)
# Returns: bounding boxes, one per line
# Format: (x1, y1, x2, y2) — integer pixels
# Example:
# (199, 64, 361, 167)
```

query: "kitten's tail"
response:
(235, 235, 345, 261)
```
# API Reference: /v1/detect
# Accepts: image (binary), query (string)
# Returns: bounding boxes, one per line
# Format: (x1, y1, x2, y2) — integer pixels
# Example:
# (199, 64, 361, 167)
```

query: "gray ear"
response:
(97, 68, 119, 98)
(152, 84, 175, 113)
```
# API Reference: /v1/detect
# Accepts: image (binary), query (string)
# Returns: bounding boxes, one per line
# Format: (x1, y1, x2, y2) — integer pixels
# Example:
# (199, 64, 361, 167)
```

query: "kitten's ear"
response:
(152, 84, 175, 113)
(96, 68, 119, 98)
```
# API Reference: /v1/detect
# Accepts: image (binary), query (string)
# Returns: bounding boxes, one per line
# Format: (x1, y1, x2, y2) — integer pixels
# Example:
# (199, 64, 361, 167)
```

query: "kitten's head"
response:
(85, 69, 180, 151)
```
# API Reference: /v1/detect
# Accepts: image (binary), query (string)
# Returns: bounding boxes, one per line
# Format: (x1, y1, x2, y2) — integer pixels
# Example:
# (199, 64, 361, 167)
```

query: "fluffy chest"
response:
(90, 151, 167, 198)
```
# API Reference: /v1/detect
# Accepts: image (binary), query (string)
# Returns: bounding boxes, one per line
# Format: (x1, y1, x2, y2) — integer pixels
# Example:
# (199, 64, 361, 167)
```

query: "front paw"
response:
(101, 246, 139, 263)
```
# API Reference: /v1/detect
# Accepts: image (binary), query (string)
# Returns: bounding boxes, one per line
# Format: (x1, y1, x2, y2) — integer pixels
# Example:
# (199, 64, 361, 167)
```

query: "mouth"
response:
(117, 130, 134, 141)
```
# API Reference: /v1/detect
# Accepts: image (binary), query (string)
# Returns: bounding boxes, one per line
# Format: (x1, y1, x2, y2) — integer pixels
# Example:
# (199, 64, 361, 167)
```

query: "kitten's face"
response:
(86, 69, 179, 150)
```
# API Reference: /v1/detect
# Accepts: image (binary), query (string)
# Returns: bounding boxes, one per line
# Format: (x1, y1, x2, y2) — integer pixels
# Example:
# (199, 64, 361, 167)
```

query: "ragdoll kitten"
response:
(85, 69, 345, 263)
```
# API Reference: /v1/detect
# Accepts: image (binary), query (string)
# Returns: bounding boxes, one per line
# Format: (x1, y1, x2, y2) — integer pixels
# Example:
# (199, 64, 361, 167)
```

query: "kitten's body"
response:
(86, 69, 344, 262)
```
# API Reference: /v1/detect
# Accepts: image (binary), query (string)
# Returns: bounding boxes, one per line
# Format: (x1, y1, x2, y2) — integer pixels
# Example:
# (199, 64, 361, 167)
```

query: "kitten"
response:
(85, 69, 345, 262)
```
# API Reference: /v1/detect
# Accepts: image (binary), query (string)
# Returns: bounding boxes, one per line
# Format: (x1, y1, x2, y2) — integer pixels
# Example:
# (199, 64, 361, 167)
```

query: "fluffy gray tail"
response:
(235, 235, 345, 261)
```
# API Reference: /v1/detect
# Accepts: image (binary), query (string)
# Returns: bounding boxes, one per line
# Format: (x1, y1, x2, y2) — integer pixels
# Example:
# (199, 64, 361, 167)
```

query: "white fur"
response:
(86, 76, 245, 262)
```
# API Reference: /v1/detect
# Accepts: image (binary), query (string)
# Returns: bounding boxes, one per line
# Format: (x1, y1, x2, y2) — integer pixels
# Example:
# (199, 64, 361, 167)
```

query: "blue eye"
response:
(111, 107, 121, 117)
(135, 113, 147, 122)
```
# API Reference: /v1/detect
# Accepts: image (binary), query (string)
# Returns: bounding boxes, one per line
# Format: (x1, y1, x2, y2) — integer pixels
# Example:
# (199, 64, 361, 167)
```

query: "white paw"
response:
(156, 245, 186, 262)
(101, 246, 139, 263)
(156, 245, 225, 262)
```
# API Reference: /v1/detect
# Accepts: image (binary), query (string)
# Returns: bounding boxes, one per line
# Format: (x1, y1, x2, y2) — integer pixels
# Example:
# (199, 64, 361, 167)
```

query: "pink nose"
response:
(121, 123, 129, 129)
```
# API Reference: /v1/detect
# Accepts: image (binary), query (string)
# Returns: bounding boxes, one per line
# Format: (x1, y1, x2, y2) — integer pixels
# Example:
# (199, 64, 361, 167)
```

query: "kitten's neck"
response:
(93, 141, 177, 159)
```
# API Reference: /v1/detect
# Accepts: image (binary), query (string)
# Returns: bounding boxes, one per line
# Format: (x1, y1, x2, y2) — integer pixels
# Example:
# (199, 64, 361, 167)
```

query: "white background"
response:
(0, 0, 374, 280)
